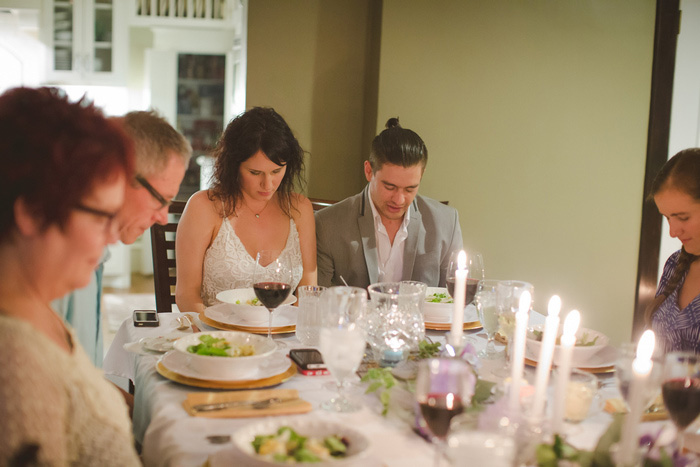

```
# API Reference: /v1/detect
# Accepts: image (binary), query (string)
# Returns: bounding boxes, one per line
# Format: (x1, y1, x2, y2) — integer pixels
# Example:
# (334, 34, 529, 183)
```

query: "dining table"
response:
(102, 309, 645, 467)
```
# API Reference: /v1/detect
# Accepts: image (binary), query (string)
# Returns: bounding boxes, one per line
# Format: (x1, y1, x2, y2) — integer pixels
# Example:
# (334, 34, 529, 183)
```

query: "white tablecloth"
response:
(103, 312, 625, 467)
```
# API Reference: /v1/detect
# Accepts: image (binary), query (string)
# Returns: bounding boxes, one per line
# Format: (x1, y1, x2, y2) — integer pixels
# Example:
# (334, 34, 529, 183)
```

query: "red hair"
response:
(0, 87, 135, 241)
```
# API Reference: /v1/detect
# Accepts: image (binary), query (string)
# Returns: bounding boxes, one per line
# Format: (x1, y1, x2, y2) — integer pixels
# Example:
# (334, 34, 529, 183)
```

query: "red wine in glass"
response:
(419, 393, 465, 440)
(662, 377, 700, 429)
(253, 282, 291, 310)
(446, 278, 480, 305)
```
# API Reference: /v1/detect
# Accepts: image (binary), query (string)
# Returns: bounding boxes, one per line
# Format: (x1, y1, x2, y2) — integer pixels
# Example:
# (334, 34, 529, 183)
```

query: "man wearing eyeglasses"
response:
(53, 110, 192, 367)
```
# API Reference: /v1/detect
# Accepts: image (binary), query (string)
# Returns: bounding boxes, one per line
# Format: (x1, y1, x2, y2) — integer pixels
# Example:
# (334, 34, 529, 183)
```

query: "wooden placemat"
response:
(199, 312, 295, 335)
(156, 357, 297, 389)
(183, 388, 312, 418)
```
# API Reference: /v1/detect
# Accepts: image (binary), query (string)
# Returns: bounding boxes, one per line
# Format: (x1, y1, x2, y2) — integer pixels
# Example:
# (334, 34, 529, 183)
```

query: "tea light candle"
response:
(531, 295, 562, 418)
(450, 250, 467, 347)
(508, 290, 531, 414)
(618, 330, 655, 466)
(552, 309, 580, 433)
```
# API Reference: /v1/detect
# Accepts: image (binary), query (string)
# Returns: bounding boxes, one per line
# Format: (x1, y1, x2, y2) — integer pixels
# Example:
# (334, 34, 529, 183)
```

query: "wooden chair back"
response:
(150, 200, 187, 313)
(309, 197, 337, 211)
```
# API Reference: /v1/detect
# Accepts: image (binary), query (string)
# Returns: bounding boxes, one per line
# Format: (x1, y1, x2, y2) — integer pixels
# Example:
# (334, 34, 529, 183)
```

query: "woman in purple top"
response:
(646, 148, 700, 353)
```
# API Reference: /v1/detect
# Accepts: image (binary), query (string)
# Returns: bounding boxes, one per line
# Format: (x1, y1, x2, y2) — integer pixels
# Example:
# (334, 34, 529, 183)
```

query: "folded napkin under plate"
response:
(183, 388, 312, 418)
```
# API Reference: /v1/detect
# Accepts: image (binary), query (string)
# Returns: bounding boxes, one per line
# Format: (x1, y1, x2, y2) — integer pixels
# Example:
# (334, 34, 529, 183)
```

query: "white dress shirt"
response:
(368, 196, 411, 283)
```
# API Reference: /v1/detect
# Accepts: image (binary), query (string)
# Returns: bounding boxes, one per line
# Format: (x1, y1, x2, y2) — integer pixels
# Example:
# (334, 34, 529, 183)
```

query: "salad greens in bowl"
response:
(525, 324, 609, 366)
(216, 288, 297, 324)
(423, 286, 453, 323)
(232, 418, 369, 465)
(172, 331, 276, 380)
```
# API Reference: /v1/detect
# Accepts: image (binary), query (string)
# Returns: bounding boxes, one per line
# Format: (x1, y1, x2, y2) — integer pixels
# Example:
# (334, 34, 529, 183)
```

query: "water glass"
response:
(474, 280, 504, 360)
(447, 413, 516, 467)
(366, 281, 426, 367)
(295, 285, 326, 346)
(319, 286, 368, 413)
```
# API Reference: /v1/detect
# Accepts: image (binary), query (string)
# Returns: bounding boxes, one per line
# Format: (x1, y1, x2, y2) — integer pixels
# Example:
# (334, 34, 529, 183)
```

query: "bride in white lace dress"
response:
(175, 107, 317, 313)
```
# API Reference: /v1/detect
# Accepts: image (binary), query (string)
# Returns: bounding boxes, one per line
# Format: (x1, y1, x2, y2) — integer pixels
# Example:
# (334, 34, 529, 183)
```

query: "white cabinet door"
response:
(42, 0, 128, 86)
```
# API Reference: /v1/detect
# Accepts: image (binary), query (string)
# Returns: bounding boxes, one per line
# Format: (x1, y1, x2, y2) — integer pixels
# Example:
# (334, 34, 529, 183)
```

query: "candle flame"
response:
(547, 295, 562, 318)
(562, 310, 580, 337)
(518, 291, 531, 314)
(636, 330, 655, 362)
(457, 250, 467, 270)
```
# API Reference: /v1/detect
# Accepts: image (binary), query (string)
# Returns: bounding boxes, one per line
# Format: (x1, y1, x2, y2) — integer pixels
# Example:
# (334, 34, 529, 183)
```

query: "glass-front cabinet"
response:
(175, 53, 227, 198)
(42, 0, 127, 85)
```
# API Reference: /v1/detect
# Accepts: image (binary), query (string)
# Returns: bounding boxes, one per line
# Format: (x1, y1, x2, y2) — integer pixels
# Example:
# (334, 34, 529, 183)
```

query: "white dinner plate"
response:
(140, 334, 182, 353)
(204, 302, 297, 328)
(424, 303, 479, 325)
(159, 349, 291, 382)
(525, 343, 616, 370)
(231, 417, 370, 466)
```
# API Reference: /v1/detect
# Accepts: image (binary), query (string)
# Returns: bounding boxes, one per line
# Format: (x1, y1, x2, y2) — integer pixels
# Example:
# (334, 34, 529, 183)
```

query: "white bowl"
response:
(216, 288, 297, 324)
(526, 325, 609, 366)
(423, 286, 453, 323)
(172, 331, 276, 380)
(232, 417, 370, 466)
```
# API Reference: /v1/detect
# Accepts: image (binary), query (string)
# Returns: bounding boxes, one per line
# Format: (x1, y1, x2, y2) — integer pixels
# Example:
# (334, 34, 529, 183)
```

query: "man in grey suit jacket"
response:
(316, 118, 462, 289)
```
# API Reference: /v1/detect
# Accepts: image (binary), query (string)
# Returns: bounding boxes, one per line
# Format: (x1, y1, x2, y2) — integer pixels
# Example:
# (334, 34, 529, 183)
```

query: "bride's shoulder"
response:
(183, 190, 224, 222)
(290, 192, 312, 214)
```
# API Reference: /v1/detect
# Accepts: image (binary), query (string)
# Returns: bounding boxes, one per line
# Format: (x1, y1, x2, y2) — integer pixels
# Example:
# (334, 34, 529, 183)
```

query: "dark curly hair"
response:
(645, 148, 700, 325)
(209, 107, 305, 217)
(0, 87, 134, 243)
(368, 117, 428, 172)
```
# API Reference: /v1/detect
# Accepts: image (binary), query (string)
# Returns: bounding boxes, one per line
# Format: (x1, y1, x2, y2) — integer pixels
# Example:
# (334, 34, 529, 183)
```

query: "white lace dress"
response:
(201, 217, 304, 306)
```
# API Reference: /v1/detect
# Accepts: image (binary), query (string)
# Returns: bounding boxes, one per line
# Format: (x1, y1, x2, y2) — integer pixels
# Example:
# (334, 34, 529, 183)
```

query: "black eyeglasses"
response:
(135, 174, 172, 209)
(74, 203, 118, 232)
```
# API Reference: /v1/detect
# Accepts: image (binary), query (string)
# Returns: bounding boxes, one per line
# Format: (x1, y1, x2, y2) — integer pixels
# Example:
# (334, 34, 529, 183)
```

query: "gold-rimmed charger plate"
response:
(523, 357, 615, 374)
(156, 358, 297, 389)
(425, 320, 482, 331)
(199, 312, 296, 335)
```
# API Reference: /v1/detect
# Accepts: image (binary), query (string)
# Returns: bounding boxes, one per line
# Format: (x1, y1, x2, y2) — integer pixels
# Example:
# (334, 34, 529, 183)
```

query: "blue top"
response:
(652, 250, 700, 354)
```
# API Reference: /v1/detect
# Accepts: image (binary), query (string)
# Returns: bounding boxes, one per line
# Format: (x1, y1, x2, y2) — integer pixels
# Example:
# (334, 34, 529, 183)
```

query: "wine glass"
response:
(474, 279, 504, 361)
(253, 250, 293, 347)
(319, 286, 367, 412)
(493, 281, 533, 367)
(446, 251, 484, 306)
(416, 358, 474, 467)
(661, 351, 700, 453)
(614, 343, 663, 411)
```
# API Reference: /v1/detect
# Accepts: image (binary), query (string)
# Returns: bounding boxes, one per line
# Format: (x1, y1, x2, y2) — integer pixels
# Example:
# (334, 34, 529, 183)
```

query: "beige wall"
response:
(377, 0, 655, 343)
(247, 0, 656, 343)
(247, 0, 380, 199)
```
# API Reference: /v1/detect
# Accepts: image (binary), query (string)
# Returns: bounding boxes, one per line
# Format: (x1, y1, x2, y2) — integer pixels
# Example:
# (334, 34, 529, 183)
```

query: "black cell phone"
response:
(133, 310, 159, 327)
(289, 349, 326, 371)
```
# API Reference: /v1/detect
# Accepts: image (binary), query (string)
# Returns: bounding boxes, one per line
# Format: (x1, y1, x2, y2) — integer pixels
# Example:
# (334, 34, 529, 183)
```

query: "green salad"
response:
(425, 292, 453, 304)
(252, 426, 349, 463)
(235, 297, 262, 306)
(531, 329, 600, 347)
(186, 334, 255, 357)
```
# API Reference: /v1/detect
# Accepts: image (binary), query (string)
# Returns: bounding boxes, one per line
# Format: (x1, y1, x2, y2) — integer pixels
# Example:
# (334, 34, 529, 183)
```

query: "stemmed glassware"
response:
(661, 351, 700, 453)
(253, 249, 293, 348)
(493, 281, 533, 366)
(416, 358, 474, 467)
(447, 251, 484, 306)
(474, 279, 505, 360)
(319, 286, 367, 412)
(614, 343, 663, 411)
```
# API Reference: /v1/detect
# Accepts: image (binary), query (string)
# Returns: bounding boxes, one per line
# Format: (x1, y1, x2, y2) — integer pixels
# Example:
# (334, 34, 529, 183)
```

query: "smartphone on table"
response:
(289, 348, 329, 376)
(133, 310, 160, 327)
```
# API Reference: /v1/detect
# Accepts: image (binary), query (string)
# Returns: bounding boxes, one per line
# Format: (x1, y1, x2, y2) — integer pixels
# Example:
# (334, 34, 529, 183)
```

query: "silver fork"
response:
(192, 397, 290, 412)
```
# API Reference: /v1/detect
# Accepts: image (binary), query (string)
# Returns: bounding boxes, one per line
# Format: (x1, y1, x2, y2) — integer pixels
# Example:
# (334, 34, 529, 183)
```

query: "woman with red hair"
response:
(0, 87, 140, 466)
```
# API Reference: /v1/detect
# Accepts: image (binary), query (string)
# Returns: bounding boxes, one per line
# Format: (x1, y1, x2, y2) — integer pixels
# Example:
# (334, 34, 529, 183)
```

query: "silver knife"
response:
(192, 397, 297, 412)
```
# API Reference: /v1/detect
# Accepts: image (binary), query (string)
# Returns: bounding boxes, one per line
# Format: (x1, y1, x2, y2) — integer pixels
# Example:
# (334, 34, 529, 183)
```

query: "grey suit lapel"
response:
(402, 198, 424, 281)
(359, 187, 380, 284)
